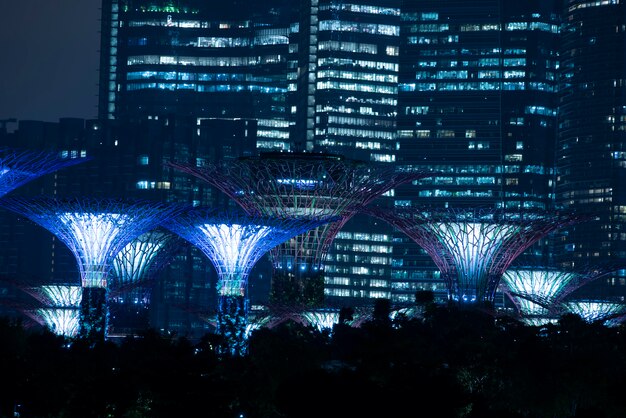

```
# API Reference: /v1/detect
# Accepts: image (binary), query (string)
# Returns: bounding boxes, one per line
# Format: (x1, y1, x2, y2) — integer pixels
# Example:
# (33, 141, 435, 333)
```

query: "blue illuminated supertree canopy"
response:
(162, 207, 336, 298)
(0, 146, 90, 198)
(0, 197, 185, 289)
(501, 267, 608, 323)
(0, 196, 186, 341)
(110, 228, 183, 294)
(562, 299, 626, 326)
(162, 206, 336, 355)
(364, 206, 589, 304)
(19, 285, 82, 338)
(166, 152, 432, 278)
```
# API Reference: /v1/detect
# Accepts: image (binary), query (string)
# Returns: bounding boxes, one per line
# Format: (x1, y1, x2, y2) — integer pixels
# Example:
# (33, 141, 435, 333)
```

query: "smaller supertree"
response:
(364, 206, 589, 304)
(0, 146, 90, 198)
(108, 228, 184, 334)
(162, 207, 336, 356)
(22, 285, 82, 337)
(500, 267, 606, 326)
(561, 300, 626, 326)
(0, 196, 185, 343)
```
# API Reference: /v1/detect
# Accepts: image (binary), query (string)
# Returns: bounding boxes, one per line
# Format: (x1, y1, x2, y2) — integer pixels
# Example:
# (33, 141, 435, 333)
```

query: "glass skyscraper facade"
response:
(0, 0, 615, 334)
(556, 0, 626, 300)
(392, 0, 562, 303)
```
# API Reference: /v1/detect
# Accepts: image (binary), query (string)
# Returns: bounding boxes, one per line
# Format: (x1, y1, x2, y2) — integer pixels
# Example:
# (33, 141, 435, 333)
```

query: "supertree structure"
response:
(500, 267, 607, 326)
(166, 151, 431, 307)
(0, 146, 90, 197)
(364, 206, 588, 305)
(108, 228, 185, 334)
(162, 206, 335, 356)
(299, 308, 340, 333)
(23, 285, 83, 337)
(561, 300, 626, 326)
(0, 196, 185, 343)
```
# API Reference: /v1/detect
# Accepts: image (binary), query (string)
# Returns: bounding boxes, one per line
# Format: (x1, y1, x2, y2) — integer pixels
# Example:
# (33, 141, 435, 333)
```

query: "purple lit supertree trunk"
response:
(166, 152, 431, 308)
(162, 206, 335, 356)
(0, 146, 90, 197)
(364, 206, 590, 305)
(0, 196, 185, 344)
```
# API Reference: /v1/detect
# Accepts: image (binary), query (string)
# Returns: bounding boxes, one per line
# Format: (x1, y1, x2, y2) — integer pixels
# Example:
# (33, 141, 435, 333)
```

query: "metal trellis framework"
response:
(166, 152, 432, 300)
(162, 206, 335, 356)
(0, 196, 186, 341)
(364, 206, 589, 303)
(0, 146, 90, 197)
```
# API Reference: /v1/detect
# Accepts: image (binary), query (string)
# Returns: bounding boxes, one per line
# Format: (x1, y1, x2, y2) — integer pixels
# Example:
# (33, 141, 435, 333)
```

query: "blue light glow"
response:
(37, 308, 80, 337)
(112, 230, 169, 288)
(59, 212, 128, 287)
(432, 222, 519, 301)
(301, 310, 339, 332)
(563, 300, 626, 325)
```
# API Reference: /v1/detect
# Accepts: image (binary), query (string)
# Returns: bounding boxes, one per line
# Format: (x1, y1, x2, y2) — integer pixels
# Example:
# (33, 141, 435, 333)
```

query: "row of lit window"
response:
(336, 231, 391, 242)
(318, 40, 378, 55)
(257, 130, 289, 139)
(126, 82, 286, 94)
(457, 22, 559, 33)
(318, 57, 398, 72)
(319, 20, 400, 36)
(417, 176, 496, 186)
(402, 81, 531, 92)
(136, 181, 171, 190)
(407, 35, 459, 45)
(319, 3, 400, 17)
(415, 70, 527, 79)
(128, 71, 246, 81)
(418, 189, 494, 198)
(400, 164, 497, 174)
(317, 81, 396, 94)
(127, 55, 283, 67)
(324, 126, 395, 140)
(326, 116, 395, 128)
(318, 70, 398, 84)
(324, 288, 390, 298)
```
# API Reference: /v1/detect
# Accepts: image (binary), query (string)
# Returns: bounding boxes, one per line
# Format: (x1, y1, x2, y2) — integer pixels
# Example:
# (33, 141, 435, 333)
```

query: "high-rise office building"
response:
(556, 0, 626, 300)
(290, 0, 404, 305)
(3, 0, 614, 335)
(392, 0, 562, 303)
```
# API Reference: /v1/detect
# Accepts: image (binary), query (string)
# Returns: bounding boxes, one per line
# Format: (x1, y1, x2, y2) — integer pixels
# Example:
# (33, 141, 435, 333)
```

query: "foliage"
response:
(3, 303, 626, 417)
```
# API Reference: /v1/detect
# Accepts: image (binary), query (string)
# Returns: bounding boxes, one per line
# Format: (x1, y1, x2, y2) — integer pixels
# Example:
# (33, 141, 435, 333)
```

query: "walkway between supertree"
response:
(0, 146, 90, 197)
(166, 151, 432, 309)
(162, 206, 336, 356)
(0, 196, 185, 344)
(364, 206, 591, 306)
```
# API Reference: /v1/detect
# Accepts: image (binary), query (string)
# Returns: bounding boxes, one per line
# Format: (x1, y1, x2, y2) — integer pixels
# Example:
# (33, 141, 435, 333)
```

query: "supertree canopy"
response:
(500, 267, 606, 325)
(364, 206, 588, 304)
(108, 228, 184, 334)
(0, 146, 90, 198)
(162, 206, 336, 356)
(166, 151, 431, 307)
(21, 285, 82, 337)
(110, 228, 183, 301)
(562, 300, 626, 326)
(0, 196, 185, 343)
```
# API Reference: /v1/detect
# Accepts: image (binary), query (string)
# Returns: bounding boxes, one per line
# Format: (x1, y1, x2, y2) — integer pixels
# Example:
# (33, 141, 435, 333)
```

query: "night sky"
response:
(0, 1, 101, 124)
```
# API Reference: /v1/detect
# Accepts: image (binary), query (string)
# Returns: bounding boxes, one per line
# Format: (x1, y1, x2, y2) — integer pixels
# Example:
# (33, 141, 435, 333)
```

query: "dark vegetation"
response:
(2, 296, 626, 418)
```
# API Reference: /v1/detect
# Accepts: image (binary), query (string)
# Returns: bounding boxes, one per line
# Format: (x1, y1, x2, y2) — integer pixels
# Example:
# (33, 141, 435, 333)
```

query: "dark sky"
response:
(0, 1, 101, 124)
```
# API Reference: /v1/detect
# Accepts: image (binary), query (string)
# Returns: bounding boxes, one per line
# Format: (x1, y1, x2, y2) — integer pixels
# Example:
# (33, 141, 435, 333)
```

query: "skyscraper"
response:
(556, 0, 626, 299)
(392, 0, 562, 303)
